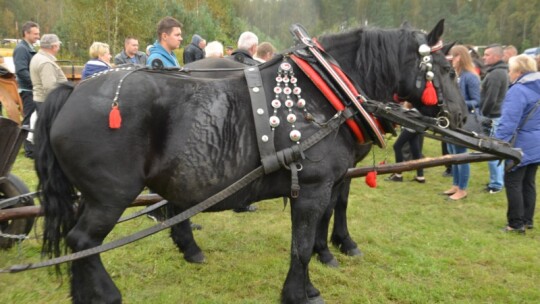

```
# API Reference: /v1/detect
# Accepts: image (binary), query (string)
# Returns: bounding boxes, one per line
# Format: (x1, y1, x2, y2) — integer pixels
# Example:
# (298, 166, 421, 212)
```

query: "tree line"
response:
(1, 0, 539, 63)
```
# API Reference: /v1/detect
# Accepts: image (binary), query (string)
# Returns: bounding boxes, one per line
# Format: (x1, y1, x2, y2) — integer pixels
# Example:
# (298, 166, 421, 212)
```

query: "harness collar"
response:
(289, 23, 386, 148)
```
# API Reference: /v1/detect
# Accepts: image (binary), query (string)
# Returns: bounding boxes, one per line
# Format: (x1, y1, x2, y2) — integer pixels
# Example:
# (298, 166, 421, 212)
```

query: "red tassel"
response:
(109, 105, 122, 129)
(365, 171, 377, 188)
(421, 81, 438, 106)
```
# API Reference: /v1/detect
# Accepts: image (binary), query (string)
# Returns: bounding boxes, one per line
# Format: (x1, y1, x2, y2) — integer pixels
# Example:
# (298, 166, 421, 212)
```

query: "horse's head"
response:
(395, 19, 467, 128)
(319, 19, 467, 129)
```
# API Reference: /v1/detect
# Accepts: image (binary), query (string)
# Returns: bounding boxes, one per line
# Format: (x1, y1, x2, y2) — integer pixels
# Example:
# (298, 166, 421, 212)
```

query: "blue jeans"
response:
(488, 117, 504, 189)
(447, 144, 469, 190)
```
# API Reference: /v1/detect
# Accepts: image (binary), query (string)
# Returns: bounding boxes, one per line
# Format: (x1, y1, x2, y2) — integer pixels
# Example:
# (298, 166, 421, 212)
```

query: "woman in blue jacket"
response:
(81, 42, 112, 79)
(496, 54, 540, 233)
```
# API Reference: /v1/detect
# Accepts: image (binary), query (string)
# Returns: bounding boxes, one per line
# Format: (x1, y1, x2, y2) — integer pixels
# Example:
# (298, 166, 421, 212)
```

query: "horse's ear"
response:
(401, 21, 412, 29)
(426, 19, 445, 46)
(441, 42, 456, 55)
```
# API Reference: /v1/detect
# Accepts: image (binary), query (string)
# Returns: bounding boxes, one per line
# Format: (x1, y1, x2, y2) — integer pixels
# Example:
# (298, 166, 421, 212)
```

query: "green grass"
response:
(1, 137, 539, 303)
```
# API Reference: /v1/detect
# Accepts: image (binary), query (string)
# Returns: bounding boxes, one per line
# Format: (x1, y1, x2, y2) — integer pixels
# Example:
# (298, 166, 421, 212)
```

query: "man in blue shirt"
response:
(147, 17, 183, 68)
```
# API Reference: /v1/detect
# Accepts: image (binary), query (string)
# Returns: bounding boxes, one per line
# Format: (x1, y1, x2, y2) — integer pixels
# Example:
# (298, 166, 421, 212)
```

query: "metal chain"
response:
(0, 230, 29, 240)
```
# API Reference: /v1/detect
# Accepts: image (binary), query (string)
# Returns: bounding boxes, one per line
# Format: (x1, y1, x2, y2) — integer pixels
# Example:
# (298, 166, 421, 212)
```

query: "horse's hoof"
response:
(322, 257, 339, 268)
(308, 295, 325, 304)
(344, 247, 363, 257)
(317, 254, 339, 268)
(184, 252, 205, 263)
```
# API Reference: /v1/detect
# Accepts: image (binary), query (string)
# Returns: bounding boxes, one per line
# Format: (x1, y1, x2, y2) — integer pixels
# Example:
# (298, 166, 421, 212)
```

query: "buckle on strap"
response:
(290, 162, 302, 198)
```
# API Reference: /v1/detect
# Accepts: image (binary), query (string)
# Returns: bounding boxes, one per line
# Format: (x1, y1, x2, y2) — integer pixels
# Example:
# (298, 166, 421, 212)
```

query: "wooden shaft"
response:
(345, 152, 500, 178)
(0, 194, 163, 222)
(0, 153, 502, 222)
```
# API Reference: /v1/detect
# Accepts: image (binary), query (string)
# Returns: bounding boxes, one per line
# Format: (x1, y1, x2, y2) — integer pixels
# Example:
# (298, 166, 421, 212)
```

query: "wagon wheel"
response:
(0, 173, 35, 249)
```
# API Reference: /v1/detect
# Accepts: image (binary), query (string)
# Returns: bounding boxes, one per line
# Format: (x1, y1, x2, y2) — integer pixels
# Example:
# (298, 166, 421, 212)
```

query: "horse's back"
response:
(48, 69, 260, 202)
(184, 57, 246, 79)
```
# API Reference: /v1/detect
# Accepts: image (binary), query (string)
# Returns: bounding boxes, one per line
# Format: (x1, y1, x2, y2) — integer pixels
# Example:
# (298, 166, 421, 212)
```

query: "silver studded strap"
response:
(244, 66, 280, 174)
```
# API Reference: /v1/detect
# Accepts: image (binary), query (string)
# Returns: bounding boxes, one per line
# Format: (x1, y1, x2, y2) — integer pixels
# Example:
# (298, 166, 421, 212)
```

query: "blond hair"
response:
(509, 54, 538, 74)
(450, 45, 477, 75)
(88, 42, 110, 59)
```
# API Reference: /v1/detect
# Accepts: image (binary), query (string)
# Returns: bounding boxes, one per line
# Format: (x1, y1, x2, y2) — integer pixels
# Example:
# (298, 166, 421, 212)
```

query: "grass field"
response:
(0, 137, 539, 303)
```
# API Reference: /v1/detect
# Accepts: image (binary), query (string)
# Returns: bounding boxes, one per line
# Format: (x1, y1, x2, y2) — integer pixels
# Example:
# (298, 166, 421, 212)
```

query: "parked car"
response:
(523, 46, 539, 57)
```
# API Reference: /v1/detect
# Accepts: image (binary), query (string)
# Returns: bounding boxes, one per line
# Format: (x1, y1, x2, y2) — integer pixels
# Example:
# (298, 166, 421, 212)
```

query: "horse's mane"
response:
(319, 26, 417, 101)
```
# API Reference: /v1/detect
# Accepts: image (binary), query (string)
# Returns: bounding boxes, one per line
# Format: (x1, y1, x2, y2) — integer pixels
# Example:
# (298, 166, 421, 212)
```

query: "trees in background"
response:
(1, 0, 539, 62)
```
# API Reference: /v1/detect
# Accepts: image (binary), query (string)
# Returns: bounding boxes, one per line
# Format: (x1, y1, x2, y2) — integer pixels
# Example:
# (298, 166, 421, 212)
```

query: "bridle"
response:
(396, 32, 451, 128)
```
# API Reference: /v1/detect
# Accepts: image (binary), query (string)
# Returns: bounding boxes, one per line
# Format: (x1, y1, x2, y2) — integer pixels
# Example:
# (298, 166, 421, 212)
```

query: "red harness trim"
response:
(327, 61, 387, 136)
(291, 54, 366, 143)
(313, 39, 388, 137)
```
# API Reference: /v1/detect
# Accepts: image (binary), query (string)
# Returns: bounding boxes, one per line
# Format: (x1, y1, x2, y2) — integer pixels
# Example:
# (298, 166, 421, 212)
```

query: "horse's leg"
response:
(331, 179, 362, 256)
(281, 183, 332, 304)
(66, 191, 140, 304)
(313, 185, 339, 267)
(170, 217, 205, 263)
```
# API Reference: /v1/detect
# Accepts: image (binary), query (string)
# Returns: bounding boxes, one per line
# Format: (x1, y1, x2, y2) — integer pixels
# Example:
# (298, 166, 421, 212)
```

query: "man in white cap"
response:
(29, 33, 67, 112)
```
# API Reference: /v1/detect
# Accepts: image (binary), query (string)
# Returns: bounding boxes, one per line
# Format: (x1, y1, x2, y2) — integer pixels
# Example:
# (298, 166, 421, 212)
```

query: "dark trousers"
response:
(505, 163, 538, 229)
(19, 91, 36, 157)
(393, 128, 423, 177)
(402, 135, 424, 161)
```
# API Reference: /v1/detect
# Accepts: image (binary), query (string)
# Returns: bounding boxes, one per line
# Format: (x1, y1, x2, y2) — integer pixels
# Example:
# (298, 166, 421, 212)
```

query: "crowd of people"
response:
(7, 17, 278, 218)
(6, 18, 540, 233)
(385, 41, 540, 234)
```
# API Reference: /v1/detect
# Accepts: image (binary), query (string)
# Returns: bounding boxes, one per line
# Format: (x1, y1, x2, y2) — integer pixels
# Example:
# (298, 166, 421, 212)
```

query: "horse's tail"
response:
(34, 82, 78, 259)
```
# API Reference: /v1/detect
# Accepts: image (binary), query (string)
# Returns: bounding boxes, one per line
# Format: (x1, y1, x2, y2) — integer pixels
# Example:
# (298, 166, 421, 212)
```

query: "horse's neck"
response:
(321, 28, 401, 101)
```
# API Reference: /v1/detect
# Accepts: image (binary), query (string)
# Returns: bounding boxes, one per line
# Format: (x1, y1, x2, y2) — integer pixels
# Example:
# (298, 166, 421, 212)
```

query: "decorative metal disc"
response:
(297, 99, 306, 108)
(283, 87, 292, 95)
(287, 113, 297, 123)
(274, 87, 282, 94)
(293, 87, 302, 95)
(271, 99, 282, 108)
(419, 44, 431, 56)
(283, 76, 290, 83)
(290, 77, 297, 84)
(290, 130, 301, 142)
(276, 76, 283, 83)
(269, 116, 280, 127)
(280, 62, 292, 71)
(285, 99, 294, 108)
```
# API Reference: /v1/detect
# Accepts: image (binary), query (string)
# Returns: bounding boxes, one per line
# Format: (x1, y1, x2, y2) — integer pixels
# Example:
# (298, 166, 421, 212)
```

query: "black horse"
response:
(185, 20, 465, 267)
(35, 20, 465, 303)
